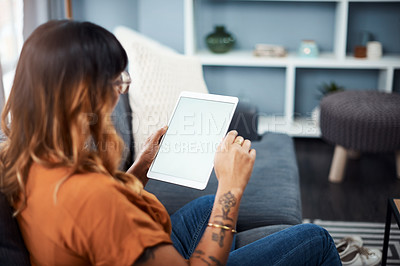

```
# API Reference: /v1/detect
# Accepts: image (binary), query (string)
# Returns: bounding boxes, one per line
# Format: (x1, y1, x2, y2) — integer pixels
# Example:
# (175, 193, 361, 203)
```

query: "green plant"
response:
(317, 81, 345, 99)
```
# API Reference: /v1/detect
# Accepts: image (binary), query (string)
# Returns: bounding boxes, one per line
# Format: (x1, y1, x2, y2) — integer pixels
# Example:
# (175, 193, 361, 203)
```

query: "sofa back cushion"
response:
(114, 26, 209, 159)
(112, 94, 135, 170)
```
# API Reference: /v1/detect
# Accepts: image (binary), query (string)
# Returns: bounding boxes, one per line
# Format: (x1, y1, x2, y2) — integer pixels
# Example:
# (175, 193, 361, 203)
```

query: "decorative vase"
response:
(206, 26, 235, 54)
(367, 41, 382, 60)
(354, 46, 367, 58)
(298, 40, 319, 58)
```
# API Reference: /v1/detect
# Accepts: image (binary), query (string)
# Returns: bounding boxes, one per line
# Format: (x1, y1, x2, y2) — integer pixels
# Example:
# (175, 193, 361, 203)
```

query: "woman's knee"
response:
(301, 223, 329, 235)
(300, 223, 335, 244)
(299, 224, 340, 261)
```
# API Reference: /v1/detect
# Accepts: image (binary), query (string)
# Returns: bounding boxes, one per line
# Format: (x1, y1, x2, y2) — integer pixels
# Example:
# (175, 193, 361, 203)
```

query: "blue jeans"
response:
(170, 195, 342, 266)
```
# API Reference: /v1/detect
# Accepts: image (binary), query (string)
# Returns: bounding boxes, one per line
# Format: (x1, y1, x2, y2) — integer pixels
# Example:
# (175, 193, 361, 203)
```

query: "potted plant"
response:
(312, 81, 345, 126)
(317, 81, 345, 99)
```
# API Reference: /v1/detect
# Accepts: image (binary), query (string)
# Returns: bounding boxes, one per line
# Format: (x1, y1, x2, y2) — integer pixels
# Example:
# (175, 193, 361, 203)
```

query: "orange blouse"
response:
(15, 163, 172, 266)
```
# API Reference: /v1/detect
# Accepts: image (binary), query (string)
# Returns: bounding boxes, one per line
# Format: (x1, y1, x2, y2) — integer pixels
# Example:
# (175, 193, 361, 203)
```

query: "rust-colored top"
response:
(15, 163, 172, 266)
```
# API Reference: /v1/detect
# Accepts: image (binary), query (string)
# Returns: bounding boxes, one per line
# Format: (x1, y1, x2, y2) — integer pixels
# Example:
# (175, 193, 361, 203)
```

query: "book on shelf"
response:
(253, 44, 287, 58)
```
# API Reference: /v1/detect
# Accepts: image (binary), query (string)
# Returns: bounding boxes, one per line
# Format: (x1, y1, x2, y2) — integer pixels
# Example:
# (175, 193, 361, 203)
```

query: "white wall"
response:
(72, 0, 139, 34)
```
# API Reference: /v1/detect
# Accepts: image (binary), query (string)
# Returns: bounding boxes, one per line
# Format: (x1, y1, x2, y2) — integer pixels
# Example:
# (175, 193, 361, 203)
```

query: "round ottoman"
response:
(320, 90, 400, 183)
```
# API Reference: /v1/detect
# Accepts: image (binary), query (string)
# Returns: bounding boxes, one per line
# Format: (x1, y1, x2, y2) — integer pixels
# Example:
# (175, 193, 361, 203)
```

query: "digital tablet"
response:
(147, 91, 238, 190)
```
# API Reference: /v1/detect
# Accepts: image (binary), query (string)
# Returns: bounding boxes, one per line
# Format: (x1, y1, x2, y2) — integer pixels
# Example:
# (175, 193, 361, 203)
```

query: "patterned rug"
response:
(303, 219, 400, 266)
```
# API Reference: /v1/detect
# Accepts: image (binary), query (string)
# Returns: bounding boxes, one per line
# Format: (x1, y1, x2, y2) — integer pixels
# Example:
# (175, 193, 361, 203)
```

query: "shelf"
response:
(185, 0, 399, 139)
(348, 0, 400, 2)
(258, 115, 321, 137)
(197, 50, 400, 69)
(225, 0, 399, 2)
(227, 0, 340, 2)
(197, 50, 289, 67)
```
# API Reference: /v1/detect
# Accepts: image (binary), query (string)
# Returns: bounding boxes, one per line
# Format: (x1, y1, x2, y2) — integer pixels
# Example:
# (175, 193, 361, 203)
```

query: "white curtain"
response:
(0, 61, 4, 112)
(0, 0, 67, 111)
(0, 0, 24, 107)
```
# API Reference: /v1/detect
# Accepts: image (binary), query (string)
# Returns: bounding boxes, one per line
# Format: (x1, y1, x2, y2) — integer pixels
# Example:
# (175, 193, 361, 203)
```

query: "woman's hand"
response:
(127, 126, 167, 186)
(214, 130, 256, 195)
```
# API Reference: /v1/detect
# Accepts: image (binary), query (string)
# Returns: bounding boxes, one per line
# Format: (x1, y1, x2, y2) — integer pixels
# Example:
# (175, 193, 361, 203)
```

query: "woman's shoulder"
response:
(59, 169, 131, 202)
(28, 163, 130, 208)
(28, 163, 164, 221)
(29, 163, 114, 190)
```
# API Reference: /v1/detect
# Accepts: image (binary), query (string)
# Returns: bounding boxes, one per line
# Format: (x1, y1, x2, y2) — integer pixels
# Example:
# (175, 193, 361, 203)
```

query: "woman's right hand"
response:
(214, 130, 256, 195)
(136, 131, 256, 266)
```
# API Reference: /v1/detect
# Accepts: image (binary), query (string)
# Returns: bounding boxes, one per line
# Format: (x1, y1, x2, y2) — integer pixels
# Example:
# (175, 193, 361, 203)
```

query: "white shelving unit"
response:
(183, 0, 400, 137)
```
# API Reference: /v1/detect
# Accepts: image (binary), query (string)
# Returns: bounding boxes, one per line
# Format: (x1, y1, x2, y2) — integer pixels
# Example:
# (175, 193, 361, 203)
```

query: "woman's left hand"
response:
(127, 126, 167, 186)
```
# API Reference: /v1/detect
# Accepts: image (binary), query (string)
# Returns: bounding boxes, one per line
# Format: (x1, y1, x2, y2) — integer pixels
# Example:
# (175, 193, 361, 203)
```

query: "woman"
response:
(0, 20, 341, 265)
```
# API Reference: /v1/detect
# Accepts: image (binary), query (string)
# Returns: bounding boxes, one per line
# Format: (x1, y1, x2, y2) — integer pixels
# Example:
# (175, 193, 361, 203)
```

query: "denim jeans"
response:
(170, 195, 342, 266)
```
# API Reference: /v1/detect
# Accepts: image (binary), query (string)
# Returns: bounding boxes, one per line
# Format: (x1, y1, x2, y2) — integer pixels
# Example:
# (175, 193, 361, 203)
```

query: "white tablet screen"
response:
(149, 96, 235, 184)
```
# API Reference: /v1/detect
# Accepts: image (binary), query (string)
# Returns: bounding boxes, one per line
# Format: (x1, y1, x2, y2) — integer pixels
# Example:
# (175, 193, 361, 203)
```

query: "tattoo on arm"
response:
(209, 256, 224, 266)
(210, 191, 238, 248)
(192, 192, 237, 264)
(193, 250, 210, 265)
(193, 250, 224, 266)
(211, 222, 228, 248)
(193, 250, 205, 258)
(215, 191, 237, 221)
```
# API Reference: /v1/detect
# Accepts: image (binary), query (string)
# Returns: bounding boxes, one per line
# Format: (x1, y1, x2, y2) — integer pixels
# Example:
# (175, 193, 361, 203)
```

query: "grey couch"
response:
(0, 94, 302, 264)
(113, 95, 302, 248)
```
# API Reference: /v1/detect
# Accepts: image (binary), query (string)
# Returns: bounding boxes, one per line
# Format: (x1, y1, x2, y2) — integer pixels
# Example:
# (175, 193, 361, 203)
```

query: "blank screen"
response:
(150, 97, 235, 182)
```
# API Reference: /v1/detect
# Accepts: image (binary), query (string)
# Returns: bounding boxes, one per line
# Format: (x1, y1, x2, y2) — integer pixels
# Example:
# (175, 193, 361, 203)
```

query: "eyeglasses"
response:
(113, 71, 131, 94)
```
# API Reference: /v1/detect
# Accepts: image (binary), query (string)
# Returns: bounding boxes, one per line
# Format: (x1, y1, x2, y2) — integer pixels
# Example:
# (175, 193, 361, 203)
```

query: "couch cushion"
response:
(114, 26, 208, 159)
(239, 132, 302, 230)
(146, 132, 302, 231)
(112, 94, 135, 170)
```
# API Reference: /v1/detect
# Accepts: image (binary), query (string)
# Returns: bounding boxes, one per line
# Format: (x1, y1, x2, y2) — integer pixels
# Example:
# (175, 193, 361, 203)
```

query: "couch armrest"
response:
(228, 101, 259, 141)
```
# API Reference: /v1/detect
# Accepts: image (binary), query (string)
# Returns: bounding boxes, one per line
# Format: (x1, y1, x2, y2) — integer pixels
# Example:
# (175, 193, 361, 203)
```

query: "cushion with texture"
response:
(114, 26, 208, 158)
(146, 132, 302, 231)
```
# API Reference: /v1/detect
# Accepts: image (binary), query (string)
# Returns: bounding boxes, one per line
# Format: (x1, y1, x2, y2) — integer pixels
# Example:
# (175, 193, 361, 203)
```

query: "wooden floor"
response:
(294, 137, 400, 223)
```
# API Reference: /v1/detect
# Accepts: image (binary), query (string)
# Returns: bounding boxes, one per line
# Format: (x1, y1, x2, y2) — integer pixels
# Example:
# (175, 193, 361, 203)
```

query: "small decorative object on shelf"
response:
(367, 41, 382, 60)
(353, 31, 371, 58)
(354, 46, 367, 58)
(317, 81, 345, 98)
(253, 44, 287, 57)
(298, 40, 319, 58)
(206, 25, 235, 54)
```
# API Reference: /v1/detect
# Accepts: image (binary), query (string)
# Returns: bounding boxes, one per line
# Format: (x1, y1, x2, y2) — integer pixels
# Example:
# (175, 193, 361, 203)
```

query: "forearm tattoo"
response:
(216, 191, 237, 221)
(211, 191, 237, 247)
(193, 250, 223, 266)
(212, 226, 226, 248)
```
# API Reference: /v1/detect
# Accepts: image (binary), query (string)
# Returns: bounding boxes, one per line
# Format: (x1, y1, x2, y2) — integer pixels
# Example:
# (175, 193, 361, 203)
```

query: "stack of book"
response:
(253, 44, 287, 58)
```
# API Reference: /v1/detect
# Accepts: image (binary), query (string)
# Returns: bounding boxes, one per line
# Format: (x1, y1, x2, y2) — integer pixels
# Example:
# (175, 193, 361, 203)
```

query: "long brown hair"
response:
(0, 20, 141, 213)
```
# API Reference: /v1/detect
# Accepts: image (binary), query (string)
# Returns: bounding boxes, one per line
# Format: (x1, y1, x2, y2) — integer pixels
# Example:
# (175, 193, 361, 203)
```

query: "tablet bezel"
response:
(147, 91, 238, 190)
